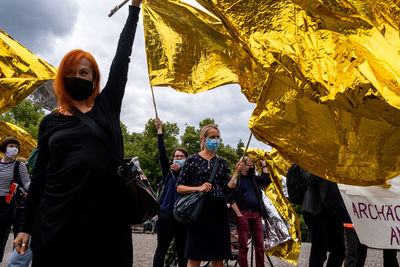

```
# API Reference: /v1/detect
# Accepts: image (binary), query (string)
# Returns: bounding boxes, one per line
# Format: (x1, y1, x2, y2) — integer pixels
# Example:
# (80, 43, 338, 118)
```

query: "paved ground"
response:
(0, 232, 398, 266)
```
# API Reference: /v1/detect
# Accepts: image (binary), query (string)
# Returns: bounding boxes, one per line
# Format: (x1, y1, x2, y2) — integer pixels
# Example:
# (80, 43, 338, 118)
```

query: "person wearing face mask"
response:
(228, 156, 271, 267)
(153, 118, 188, 267)
(0, 137, 30, 263)
(177, 124, 238, 267)
(13, 1, 143, 266)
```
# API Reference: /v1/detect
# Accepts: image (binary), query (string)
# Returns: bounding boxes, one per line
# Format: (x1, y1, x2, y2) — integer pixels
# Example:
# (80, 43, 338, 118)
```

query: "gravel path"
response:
(0, 231, 398, 266)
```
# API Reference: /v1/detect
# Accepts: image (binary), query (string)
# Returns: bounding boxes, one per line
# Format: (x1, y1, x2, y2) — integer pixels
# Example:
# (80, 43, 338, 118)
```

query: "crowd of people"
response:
(0, 0, 399, 266)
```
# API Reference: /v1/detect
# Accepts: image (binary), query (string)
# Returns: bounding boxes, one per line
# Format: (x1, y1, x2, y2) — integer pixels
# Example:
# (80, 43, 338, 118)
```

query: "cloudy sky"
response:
(1, 0, 270, 150)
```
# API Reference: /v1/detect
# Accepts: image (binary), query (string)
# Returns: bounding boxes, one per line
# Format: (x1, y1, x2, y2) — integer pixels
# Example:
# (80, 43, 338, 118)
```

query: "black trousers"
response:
(0, 198, 15, 262)
(153, 210, 187, 267)
(344, 228, 399, 267)
(344, 228, 367, 267)
(303, 209, 345, 267)
(384, 249, 399, 267)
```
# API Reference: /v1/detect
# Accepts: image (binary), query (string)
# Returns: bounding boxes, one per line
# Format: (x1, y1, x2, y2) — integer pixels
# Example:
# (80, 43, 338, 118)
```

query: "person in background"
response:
(177, 124, 237, 267)
(13, 1, 143, 266)
(343, 208, 399, 267)
(153, 118, 188, 267)
(229, 156, 271, 267)
(0, 137, 30, 263)
(7, 148, 38, 267)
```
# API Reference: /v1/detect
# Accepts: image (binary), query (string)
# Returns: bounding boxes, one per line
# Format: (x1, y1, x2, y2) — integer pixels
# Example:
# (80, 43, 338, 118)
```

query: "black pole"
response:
(266, 254, 274, 266)
(251, 239, 254, 267)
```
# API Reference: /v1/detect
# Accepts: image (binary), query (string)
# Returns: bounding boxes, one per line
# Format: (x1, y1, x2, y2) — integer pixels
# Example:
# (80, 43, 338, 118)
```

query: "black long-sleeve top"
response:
(157, 134, 180, 214)
(19, 6, 140, 267)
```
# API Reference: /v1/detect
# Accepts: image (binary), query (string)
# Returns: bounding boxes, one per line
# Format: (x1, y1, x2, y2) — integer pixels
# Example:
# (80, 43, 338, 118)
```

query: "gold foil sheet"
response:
(247, 148, 300, 265)
(142, 0, 264, 102)
(0, 121, 37, 160)
(143, 0, 400, 185)
(0, 29, 57, 114)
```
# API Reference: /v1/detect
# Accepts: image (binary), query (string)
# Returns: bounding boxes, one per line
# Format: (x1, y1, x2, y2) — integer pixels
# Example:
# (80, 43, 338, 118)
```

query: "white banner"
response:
(339, 177, 400, 249)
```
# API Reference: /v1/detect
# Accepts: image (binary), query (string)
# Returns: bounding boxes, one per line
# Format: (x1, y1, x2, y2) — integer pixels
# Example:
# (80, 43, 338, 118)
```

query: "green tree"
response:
(0, 99, 45, 138)
(122, 118, 179, 188)
(199, 118, 216, 129)
(180, 125, 199, 155)
(217, 143, 239, 173)
(235, 138, 245, 157)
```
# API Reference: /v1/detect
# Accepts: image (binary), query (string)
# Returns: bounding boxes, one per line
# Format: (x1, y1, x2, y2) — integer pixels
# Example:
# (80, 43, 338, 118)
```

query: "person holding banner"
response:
(153, 118, 188, 267)
(343, 210, 399, 267)
(13, 1, 142, 266)
(300, 167, 345, 267)
(177, 124, 236, 267)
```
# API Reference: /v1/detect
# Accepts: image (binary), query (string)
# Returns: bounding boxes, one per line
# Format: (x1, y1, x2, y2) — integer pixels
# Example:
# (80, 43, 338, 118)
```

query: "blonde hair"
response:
(200, 124, 219, 150)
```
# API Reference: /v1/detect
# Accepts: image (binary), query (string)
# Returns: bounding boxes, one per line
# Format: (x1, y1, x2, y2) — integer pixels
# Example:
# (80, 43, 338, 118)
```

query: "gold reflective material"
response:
(0, 121, 37, 159)
(142, 0, 264, 102)
(143, 0, 400, 185)
(247, 148, 300, 265)
(0, 29, 57, 114)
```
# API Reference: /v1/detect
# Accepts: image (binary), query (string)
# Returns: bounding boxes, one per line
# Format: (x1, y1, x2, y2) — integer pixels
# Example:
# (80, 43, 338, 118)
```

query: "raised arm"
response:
(155, 118, 170, 179)
(255, 159, 271, 187)
(101, 0, 142, 112)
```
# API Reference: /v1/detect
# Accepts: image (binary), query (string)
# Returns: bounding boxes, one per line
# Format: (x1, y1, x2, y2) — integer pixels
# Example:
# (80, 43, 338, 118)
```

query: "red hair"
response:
(53, 49, 101, 112)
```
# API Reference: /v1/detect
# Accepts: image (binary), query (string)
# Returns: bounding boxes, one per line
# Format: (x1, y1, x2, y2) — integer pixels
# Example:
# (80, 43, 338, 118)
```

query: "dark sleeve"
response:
(302, 168, 322, 185)
(157, 134, 170, 181)
(227, 188, 238, 205)
(20, 117, 50, 234)
(256, 172, 271, 187)
(100, 6, 140, 113)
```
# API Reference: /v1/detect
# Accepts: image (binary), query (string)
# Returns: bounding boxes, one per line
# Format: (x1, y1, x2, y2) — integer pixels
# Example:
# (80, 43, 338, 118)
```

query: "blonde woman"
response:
(177, 125, 237, 267)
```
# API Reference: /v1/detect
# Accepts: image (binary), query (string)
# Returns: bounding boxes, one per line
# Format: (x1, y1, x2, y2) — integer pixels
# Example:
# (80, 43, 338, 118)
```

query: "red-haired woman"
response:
(13, 1, 142, 266)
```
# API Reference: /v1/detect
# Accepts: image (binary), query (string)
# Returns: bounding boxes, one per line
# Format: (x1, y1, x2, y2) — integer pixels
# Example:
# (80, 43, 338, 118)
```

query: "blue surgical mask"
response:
(206, 139, 220, 152)
(173, 159, 186, 167)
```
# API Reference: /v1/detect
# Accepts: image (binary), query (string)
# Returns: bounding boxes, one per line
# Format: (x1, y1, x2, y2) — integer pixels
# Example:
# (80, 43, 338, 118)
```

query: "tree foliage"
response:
(0, 99, 45, 138)
(122, 117, 240, 188)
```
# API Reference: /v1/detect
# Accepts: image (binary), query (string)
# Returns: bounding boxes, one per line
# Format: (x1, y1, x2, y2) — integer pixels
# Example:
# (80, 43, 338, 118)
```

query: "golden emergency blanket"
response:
(0, 121, 37, 160)
(247, 148, 300, 265)
(143, 0, 400, 185)
(0, 29, 57, 114)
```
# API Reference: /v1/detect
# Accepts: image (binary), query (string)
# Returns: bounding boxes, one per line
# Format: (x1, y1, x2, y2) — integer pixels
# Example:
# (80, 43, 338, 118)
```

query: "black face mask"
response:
(65, 77, 94, 101)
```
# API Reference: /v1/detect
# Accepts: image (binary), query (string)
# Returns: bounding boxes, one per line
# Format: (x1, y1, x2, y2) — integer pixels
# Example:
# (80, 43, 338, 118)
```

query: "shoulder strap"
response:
(72, 109, 130, 173)
(208, 156, 220, 184)
(13, 160, 20, 184)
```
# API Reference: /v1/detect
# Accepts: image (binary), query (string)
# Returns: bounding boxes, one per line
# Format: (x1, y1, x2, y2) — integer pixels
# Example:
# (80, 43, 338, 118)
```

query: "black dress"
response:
(19, 6, 141, 267)
(177, 153, 232, 261)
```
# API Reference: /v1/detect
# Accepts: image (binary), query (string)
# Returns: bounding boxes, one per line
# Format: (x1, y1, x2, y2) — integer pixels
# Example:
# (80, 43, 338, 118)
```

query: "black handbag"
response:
(73, 110, 159, 224)
(173, 156, 219, 223)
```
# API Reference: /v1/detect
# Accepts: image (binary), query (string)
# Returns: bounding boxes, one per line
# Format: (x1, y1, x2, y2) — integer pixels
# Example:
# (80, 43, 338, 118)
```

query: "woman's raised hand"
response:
(155, 118, 162, 134)
(131, 0, 142, 7)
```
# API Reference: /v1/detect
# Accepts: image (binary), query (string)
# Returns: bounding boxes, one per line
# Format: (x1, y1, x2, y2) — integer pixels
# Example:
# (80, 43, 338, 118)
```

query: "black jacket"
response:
(301, 169, 344, 216)
(230, 171, 271, 219)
